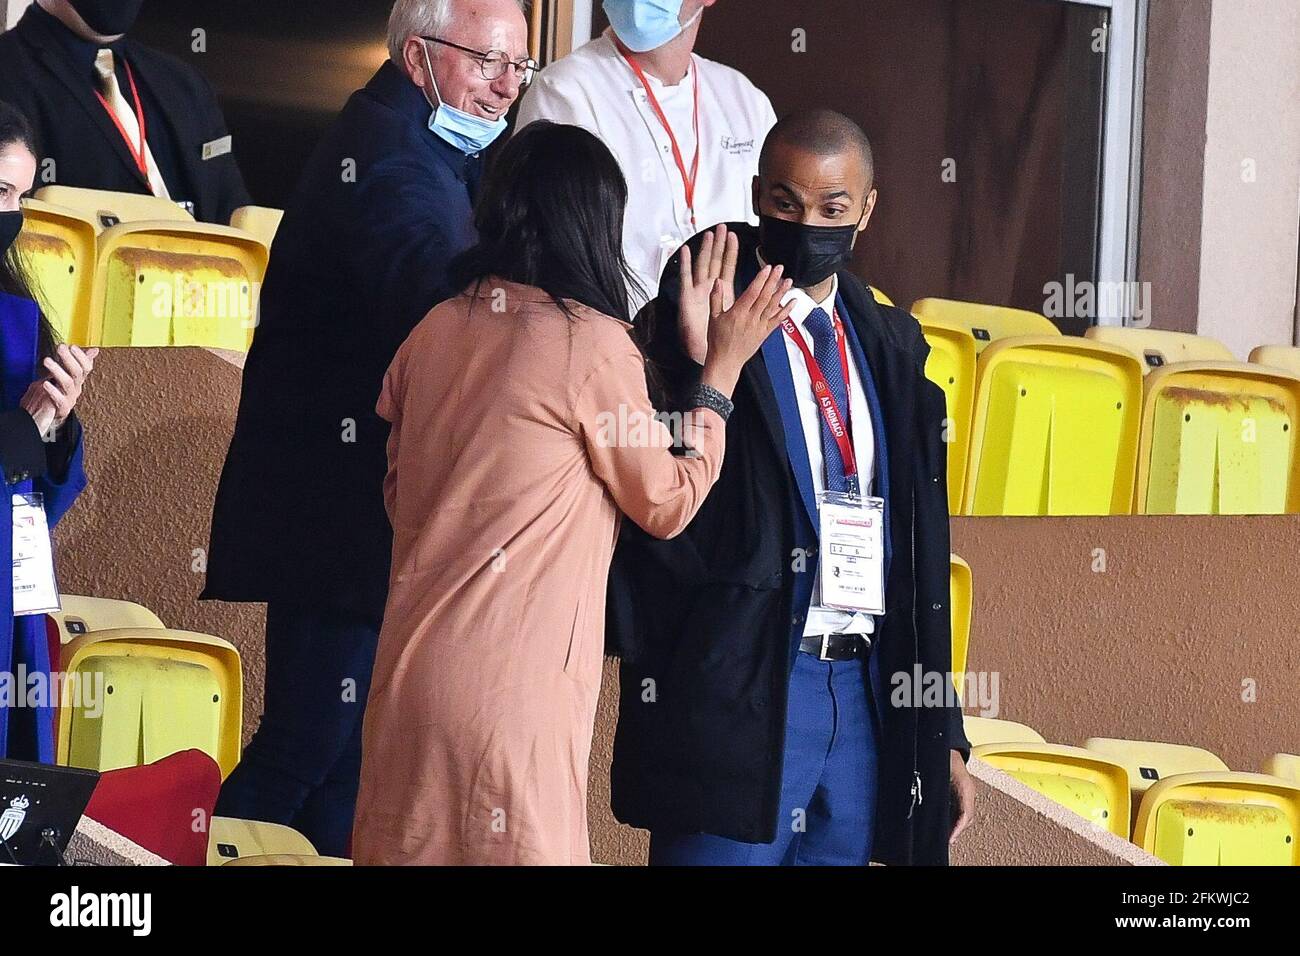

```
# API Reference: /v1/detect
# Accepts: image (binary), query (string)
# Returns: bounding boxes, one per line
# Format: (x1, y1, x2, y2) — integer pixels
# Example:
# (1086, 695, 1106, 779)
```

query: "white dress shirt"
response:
(779, 275, 878, 637)
(517, 30, 777, 312)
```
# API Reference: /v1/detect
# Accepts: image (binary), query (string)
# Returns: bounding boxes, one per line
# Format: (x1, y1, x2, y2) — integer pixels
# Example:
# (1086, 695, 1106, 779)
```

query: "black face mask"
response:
(0, 211, 22, 258)
(758, 214, 860, 289)
(68, 0, 145, 36)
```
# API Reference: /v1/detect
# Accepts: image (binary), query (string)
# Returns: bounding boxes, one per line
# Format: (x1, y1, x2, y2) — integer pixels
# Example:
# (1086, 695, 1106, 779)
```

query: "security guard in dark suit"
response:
(0, 0, 250, 223)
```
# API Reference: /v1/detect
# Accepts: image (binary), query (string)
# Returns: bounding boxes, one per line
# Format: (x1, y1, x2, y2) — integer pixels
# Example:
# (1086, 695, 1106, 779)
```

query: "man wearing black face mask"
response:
(606, 109, 975, 866)
(0, 0, 249, 223)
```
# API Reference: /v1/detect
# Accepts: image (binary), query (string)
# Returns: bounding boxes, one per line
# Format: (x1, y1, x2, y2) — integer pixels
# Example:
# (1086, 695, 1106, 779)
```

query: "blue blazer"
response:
(203, 61, 484, 620)
(0, 292, 86, 762)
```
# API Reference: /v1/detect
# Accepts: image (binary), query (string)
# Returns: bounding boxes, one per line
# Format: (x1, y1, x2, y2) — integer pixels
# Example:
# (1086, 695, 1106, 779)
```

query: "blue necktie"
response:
(803, 308, 855, 494)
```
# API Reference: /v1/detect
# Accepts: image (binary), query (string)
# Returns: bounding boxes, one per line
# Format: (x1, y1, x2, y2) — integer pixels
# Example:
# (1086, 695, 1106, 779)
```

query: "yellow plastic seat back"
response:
(90, 221, 269, 350)
(14, 199, 97, 344)
(1083, 738, 1228, 795)
(964, 336, 1142, 515)
(1086, 326, 1234, 373)
(229, 205, 285, 248)
(963, 717, 1045, 747)
(1137, 362, 1300, 514)
(869, 286, 894, 307)
(912, 298, 1060, 354)
(1264, 754, 1300, 785)
(974, 742, 1131, 837)
(1250, 345, 1300, 377)
(222, 854, 352, 867)
(57, 628, 242, 779)
(35, 185, 193, 230)
(208, 817, 316, 866)
(919, 316, 976, 510)
(1134, 772, 1300, 865)
(949, 554, 972, 697)
(50, 594, 165, 645)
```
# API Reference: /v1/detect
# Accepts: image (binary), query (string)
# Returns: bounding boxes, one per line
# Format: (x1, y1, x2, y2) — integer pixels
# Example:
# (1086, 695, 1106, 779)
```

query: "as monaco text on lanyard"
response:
(780, 314, 886, 616)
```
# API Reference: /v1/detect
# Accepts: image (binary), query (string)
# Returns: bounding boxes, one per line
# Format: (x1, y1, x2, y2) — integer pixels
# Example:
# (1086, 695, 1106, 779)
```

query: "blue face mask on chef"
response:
(420, 40, 508, 155)
(603, 0, 702, 54)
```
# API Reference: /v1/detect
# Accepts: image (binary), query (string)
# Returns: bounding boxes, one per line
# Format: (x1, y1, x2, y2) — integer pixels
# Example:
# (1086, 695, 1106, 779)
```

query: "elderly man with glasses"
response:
(203, 0, 532, 858)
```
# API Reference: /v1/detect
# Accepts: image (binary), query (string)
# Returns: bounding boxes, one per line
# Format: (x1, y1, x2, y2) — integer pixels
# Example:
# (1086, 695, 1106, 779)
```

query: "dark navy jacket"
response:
(203, 62, 482, 619)
(607, 223, 968, 865)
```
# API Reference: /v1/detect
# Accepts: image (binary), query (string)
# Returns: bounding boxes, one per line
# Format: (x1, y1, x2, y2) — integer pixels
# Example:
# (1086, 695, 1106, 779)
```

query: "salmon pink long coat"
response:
(351, 280, 725, 865)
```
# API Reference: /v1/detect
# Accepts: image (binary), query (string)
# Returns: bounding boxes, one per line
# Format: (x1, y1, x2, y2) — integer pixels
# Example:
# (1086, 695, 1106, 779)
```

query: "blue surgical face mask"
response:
(420, 41, 508, 155)
(603, 0, 702, 54)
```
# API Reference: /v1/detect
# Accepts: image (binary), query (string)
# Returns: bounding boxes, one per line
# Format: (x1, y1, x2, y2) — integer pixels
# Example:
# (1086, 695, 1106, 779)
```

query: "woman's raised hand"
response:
(700, 264, 795, 398)
(677, 224, 739, 364)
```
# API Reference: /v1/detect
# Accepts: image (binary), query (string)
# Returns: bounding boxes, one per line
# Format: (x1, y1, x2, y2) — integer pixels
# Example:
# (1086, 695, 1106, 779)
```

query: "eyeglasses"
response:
(422, 37, 538, 87)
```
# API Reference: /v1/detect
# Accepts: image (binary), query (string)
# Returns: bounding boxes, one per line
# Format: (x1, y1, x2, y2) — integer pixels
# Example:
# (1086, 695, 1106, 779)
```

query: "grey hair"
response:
(387, 0, 530, 65)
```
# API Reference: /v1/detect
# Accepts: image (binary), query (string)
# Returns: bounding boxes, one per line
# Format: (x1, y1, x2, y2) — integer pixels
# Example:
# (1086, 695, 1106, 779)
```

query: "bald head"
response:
(750, 109, 879, 294)
(759, 109, 874, 187)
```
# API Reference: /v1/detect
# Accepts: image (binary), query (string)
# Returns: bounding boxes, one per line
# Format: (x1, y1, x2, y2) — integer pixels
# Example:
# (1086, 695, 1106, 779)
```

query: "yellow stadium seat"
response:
(1264, 754, 1300, 784)
(974, 742, 1131, 837)
(963, 336, 1143, 515)
(1136, 361, 1300, 514)
(869, 286, 894, 307)
(89, 221, 269, 351)
(949, 554, 971, 697)
(963, 717, 1045, 747)
(1083, 738, 1228, 795)
(35, 185, 193, 231)
(14, 199, 97, 344)
(1086, 326, 1234, 373)
(222, 854, 352, 867)
(57, 627, 242, 779)
(1133, 772, 1300, 865)
(911, 298, 1060, 354)
(229, 205, 285, 248)
(50, 595, 165, 645)
(918, 316, 976, 510)
(1249, 344, 1300, 377)
(207, 817, 316, 866)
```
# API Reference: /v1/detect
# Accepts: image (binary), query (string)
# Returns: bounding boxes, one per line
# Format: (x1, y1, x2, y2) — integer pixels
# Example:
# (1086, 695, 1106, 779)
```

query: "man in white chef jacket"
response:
(516, 0, 776, 311)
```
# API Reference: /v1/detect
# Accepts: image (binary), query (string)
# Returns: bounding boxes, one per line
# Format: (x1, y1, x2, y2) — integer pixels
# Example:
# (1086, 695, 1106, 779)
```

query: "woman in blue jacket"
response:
(0, 101, 96, 762)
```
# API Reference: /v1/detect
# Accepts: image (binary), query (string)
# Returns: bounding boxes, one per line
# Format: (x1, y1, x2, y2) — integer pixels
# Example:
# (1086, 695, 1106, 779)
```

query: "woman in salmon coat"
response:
(351, 121, 793, 865)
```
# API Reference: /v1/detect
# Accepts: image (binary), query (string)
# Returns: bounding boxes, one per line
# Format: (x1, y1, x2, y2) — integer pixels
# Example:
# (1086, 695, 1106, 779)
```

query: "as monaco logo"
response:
(0, 794, 29, 842)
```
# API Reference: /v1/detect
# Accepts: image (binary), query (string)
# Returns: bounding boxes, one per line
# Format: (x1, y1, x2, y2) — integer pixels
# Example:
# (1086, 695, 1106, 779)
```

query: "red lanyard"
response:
(781, 310, 859, 486)
(94, 59, 150, 182)
(616, 41, 700, 229)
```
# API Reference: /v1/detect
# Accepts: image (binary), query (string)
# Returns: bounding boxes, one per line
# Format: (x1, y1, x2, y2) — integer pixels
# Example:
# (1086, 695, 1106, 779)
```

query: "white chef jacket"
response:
(516, 29, 777, 312)
(779, 275, 877, 637)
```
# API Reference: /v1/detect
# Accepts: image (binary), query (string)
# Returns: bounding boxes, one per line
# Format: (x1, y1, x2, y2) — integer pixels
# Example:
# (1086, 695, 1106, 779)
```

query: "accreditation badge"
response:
(816, 491, 885, 615)
(12, 493, 61, 616)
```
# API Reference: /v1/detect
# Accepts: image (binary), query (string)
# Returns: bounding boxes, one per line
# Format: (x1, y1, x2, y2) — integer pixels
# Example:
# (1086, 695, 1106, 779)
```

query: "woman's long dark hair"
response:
(449, 120, 645, 323)
(0, 100, 61, 364)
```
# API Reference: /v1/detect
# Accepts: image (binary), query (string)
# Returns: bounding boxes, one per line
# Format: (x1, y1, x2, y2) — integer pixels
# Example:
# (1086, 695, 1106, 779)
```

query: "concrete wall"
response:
(1194, 0, 1300, 357)
(68, 816, 170, 867)
(953, 759, 1161, 866)
(1101, 0, 1300, 348)
(950, 515, 1300, 772)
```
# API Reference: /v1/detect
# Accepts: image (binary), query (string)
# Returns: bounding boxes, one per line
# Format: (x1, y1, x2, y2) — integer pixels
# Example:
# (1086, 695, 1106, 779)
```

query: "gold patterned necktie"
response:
(93, 48, 171, 199)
